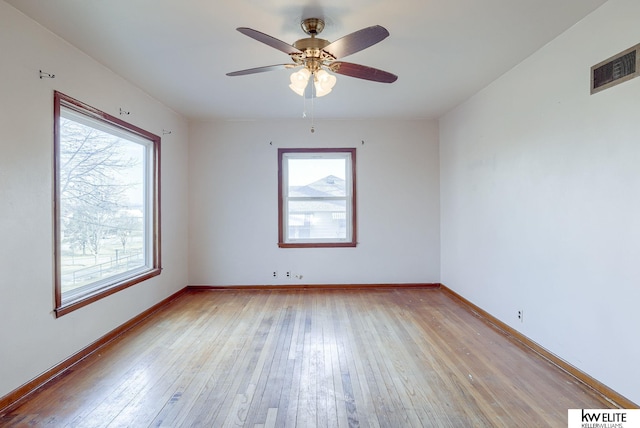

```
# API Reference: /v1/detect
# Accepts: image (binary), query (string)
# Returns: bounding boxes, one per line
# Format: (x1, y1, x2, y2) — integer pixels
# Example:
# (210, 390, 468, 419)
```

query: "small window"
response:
(54, 91, 161, 316)
(278, 148, 357, 248)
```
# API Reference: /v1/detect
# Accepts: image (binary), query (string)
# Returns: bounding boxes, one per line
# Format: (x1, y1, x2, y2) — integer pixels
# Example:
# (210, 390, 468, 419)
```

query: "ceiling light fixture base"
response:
(301, 18, 325, 36)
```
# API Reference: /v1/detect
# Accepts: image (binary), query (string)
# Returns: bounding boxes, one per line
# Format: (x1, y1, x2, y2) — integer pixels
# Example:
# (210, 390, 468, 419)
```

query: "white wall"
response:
(189, 119, 440, 286)
(0, 2, 189, 399)
(440, 0, 640, 404)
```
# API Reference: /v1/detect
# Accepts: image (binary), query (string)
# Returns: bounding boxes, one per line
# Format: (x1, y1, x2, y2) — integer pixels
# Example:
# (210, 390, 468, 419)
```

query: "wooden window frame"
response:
(278, 148, 357, 248)
(53, 91, 161, 317)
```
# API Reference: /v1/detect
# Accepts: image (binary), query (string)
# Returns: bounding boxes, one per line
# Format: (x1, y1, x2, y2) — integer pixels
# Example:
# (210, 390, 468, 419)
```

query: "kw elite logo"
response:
(568, 409, 640, 428)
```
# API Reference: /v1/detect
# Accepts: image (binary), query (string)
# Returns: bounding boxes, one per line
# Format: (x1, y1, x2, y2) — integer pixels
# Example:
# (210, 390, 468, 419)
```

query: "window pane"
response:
(287, 199, 347, 239)
(288, 158, 347, 197)
(53, 92, 160, 317)
(59, 110, 148, 296)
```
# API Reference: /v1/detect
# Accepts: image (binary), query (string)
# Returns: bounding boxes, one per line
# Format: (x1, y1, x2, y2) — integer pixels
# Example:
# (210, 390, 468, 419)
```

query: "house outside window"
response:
(53, 91, 161, 316)
(278, 148, 356, 248)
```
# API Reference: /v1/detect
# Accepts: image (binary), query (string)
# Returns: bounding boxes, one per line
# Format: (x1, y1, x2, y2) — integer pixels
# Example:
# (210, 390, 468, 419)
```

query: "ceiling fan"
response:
(226, 18, 398, 98)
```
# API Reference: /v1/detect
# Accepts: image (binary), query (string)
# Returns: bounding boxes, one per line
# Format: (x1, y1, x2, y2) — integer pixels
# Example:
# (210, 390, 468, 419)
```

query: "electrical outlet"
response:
(272, 271, 277, 278)
(518, 310, 523, 322)
(286, 271, 291, 278)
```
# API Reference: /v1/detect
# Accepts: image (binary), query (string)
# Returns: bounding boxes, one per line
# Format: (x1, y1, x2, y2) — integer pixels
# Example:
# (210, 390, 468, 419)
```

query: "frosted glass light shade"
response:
(289, 68, 311, 96)
(314, 69, 337, 97)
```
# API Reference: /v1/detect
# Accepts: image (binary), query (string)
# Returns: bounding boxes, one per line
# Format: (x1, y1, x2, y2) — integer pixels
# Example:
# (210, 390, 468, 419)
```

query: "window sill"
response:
(278, 242, 357, 248)
(55, 268, 161, 317)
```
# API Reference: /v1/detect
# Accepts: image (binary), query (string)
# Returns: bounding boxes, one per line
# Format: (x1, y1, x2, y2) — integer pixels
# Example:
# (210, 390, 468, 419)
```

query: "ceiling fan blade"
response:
(331, 62, 398, 83)
(236, 27, 302, 55)
(323, 25, 389, 59)
(226, 64, 297, 76)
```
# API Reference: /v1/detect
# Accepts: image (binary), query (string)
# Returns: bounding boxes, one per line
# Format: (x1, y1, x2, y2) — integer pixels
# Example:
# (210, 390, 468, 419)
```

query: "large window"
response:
(54, 91, 160, 316)
(278, 148, 356, 247)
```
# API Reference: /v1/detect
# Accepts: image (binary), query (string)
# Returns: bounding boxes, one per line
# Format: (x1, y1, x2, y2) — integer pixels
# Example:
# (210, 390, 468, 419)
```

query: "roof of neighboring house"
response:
(290, 175, 345, 198)
(288, 175, 347, 214)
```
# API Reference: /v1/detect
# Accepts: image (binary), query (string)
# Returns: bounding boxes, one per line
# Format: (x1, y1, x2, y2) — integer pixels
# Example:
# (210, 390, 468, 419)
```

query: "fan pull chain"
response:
(310, 88, 315, 133)
(302, 91, 307, 118)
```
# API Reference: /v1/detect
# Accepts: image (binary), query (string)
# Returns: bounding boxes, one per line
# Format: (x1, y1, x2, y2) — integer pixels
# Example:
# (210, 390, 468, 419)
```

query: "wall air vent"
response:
(591, 44, 640, 94)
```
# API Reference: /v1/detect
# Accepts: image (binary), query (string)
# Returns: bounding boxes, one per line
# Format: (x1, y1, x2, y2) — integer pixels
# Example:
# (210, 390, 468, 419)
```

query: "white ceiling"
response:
(7, 0, 607, 121)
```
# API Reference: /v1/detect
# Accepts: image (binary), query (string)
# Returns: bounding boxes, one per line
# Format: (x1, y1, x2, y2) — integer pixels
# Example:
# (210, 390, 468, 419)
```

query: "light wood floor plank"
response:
(1, 288, 617, 427)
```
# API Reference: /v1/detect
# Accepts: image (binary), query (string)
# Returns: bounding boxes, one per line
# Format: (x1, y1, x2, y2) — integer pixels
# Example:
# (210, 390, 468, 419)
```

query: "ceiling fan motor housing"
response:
(292, 30, 334, 72)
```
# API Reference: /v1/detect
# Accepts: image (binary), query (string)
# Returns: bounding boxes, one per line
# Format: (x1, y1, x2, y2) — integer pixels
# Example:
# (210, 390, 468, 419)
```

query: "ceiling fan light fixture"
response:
(313, 69, 337, 97)
(289, 68, 311, 96)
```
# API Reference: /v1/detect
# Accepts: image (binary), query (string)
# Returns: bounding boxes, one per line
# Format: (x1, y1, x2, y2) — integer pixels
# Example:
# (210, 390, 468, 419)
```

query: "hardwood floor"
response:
(1, 288, 613, 427)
